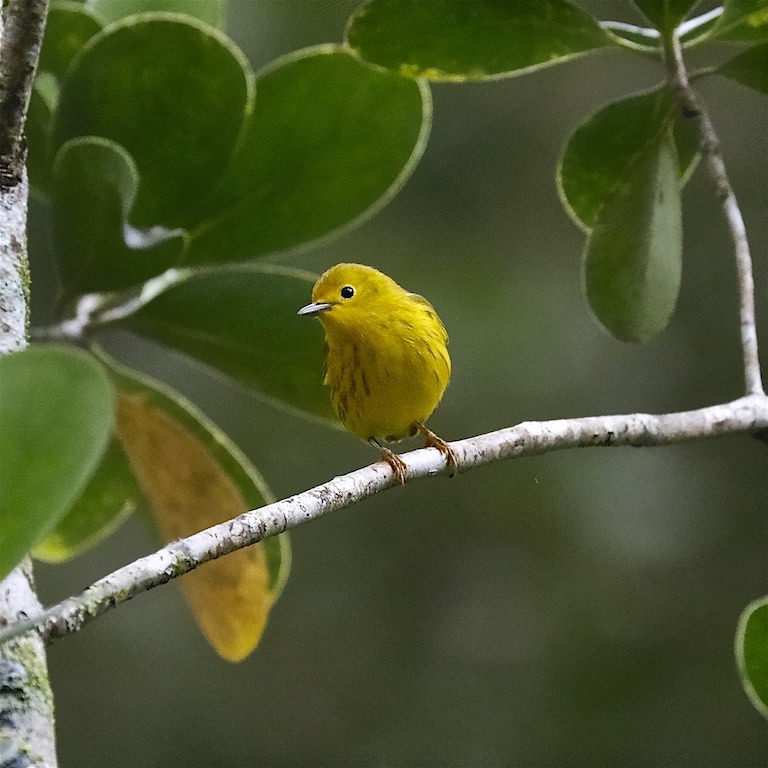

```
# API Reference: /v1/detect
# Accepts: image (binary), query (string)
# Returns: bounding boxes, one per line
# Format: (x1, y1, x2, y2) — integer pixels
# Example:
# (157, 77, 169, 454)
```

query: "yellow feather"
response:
(298, 263, 455, 482)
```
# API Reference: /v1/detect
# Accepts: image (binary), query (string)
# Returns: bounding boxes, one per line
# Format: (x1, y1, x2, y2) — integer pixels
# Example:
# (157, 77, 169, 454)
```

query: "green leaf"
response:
(346, 0, 613, 81)
(51, 137, 184, 296)
(0, 346, 114, 580)
(718, 42, 768, 96)
(54, 13, 252, 227)
(113, 265, 334, 423)
(100, 353, 290, 661)
(186, 45, 430, 264)
(713, 0, 768, 41)
(736, 596, 768, 719)
(584, 130, 683, 342)
(27, 78, 55, 191)
(631, 0, 702, 31)
(558, 88, 699, 233)
(39, 1, 103, 81)
(33, 437, 141, 562)
(85, 0, 226, 28)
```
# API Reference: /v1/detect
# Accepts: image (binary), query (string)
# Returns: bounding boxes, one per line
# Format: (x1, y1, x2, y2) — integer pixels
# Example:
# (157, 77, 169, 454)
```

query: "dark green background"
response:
(29, 1, 768, 764)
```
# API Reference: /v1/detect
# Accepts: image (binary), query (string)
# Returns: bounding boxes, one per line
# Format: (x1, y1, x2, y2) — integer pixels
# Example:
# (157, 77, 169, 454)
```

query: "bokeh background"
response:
(28, 1, 768, 765)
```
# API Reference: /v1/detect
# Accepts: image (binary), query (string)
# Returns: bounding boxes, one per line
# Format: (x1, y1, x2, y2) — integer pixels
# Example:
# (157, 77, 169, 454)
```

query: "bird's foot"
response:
(379, 446, 408, 485)
(369, 438, 408, 484)
(415, 422, 458, 477)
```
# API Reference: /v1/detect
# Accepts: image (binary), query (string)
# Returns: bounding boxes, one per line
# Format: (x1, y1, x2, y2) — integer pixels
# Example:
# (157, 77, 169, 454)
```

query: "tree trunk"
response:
(1, 4, 58, 750)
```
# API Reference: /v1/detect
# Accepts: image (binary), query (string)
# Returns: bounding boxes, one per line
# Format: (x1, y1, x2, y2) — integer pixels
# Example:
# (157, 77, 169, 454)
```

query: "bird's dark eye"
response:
(340, 285, 355, 299)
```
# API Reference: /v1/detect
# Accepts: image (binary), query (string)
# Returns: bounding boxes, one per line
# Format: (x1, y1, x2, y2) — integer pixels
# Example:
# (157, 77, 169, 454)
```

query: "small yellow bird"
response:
(298, 263, 456, 483)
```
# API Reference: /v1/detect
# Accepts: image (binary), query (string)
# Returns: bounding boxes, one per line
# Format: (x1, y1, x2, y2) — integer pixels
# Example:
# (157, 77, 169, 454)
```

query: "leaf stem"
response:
(30, 269, 185, 343)
(677, 6, 723, 38)
(663, 32, 765, 397)
(1, 394, 767, 647)
(600, 20, 659, 39)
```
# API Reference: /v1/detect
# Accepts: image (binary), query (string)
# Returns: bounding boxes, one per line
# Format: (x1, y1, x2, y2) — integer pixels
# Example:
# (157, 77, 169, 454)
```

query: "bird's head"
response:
(297, 263, 403, 328)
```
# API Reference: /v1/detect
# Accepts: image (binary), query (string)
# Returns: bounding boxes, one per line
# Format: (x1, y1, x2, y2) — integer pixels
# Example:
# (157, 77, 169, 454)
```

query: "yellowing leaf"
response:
(102, 354, 289, 662)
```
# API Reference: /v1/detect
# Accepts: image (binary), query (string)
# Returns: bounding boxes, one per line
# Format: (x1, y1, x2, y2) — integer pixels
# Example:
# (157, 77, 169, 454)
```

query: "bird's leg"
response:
(369, 438, 407, 484)
(414, 422, 458, 477)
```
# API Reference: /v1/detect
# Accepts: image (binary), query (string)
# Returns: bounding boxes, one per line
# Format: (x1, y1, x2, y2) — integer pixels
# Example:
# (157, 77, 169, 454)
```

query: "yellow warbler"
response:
(298, 263, 456, 483)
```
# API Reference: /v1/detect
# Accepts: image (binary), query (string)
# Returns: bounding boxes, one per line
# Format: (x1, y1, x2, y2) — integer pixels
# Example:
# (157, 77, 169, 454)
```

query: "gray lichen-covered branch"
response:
(1, 394, 766, 649)
(0, 0, 48, 354)
(0, 0, 49, 183)
(0, 1, 56, 766)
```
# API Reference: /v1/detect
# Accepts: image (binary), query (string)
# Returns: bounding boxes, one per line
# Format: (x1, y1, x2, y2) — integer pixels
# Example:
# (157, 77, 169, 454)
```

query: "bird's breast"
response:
(322, 315, 450, 441)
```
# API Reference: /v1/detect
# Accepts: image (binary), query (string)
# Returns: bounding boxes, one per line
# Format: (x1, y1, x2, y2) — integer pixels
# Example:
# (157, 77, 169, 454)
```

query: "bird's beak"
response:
(297, 302, 332, 316)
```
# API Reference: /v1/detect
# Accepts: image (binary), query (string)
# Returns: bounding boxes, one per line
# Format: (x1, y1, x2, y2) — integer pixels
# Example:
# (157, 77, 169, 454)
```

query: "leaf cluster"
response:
(8, 0, 430, 659)
(3, 0, 768, 682)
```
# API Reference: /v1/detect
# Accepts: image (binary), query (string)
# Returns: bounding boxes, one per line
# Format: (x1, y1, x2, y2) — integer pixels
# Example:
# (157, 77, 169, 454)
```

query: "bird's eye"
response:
(340, 285, 355, 299)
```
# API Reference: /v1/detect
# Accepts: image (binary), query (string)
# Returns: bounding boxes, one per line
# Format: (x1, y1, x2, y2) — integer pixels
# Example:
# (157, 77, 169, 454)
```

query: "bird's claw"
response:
(379, 447, 408, 485)
(415, 422, 458, 477)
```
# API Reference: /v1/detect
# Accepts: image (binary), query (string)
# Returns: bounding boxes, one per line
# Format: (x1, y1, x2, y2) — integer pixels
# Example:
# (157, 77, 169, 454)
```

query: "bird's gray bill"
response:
(297, 302, 332, 316)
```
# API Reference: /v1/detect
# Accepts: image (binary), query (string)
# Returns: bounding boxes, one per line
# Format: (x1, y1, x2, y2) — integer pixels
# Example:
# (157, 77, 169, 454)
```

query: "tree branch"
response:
(664, 32, 764, 397)
(1, 394, 766, 648)
(0, 560, 57, 768)
(0, 3, 57, 766)
(0, 0, 49, 186)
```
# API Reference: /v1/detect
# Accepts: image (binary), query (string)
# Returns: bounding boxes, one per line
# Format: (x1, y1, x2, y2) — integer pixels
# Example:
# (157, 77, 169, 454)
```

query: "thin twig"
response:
(1, 394, 766, 647)
(0, 0, 49, 186)
(663, 32, 764, 397)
